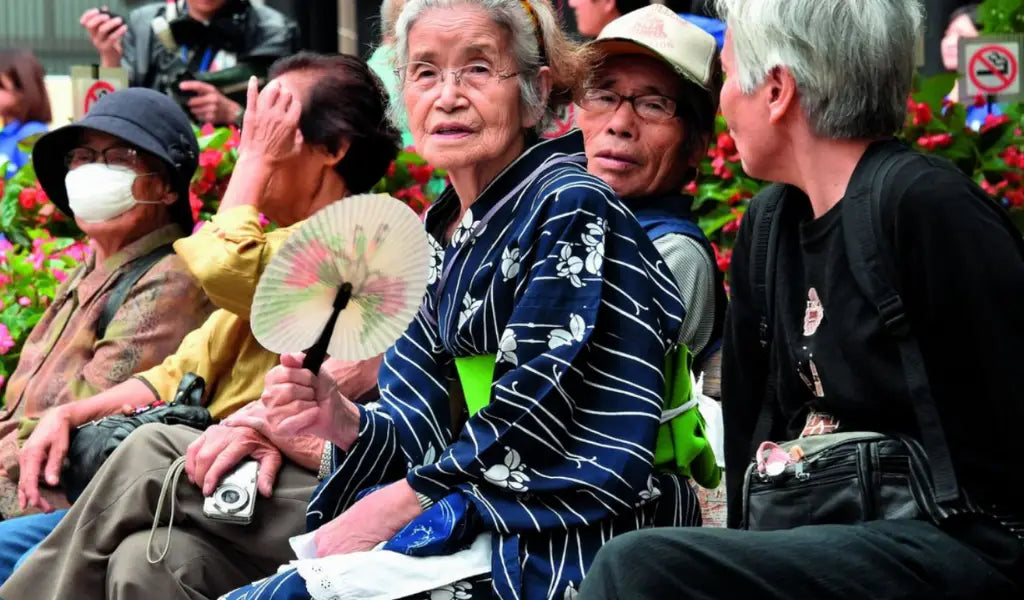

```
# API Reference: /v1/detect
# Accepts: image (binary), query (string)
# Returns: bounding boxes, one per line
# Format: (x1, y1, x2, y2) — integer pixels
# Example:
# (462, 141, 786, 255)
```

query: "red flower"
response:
(722, 208, 743, 234)
(386, 161, 397, 178)
(981, 178, 1009, 197)
(980, 114, 1011, 133)
(18, 187, 37, 210)
(911, 102, 932, 126)
(189, 191, 203, 221)
(408, 164, 434, 186)
(711, 243, 732, 274)
(716, 133, 737, 156)
(200, 123, 216, 136)
(225, 126, 241, 150)
(199, 149, 224, 169)
(711, 156, 733, 180)
(974, 94, 987, 108)
(916, 133, 953, 151)
(684, 181, 698, 195)
(1006, 188, 1024, 208)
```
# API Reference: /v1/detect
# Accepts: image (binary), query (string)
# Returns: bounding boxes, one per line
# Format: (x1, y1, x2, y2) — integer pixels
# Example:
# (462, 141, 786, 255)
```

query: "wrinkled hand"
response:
(185, 424, 282, 497)
(179, 80, 243, 125)
(261, 353, 361, 449)
(238, 76, 303, 166)
(80, 7, 126, 68)
(942, 13, 979, 71)
(313, 480, 423, 557)
(17, 406, 76, 512)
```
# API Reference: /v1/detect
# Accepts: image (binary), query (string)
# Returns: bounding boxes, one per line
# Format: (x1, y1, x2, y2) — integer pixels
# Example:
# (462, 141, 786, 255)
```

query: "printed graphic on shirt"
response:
(801, 410, 841, 437)
(802, 287, 824, 337)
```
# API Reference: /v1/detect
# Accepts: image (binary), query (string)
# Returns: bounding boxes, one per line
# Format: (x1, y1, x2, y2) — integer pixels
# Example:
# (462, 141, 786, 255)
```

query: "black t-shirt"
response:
(722, 141, 1024, 529)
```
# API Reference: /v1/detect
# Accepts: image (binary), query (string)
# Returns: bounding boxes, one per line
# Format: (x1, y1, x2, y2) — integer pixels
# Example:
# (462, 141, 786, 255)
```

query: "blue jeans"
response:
(0, 510, 68, 583)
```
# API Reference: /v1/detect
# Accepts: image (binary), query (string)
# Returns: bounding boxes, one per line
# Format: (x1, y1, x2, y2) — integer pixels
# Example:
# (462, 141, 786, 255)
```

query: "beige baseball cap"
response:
(593, 4, 718, 90)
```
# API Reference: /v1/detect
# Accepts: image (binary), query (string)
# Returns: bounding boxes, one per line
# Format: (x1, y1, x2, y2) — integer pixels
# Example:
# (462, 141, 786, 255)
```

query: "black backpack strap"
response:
(840, 146, 960, 503)
(96, 244, 175, 340)
(746, 184, 788, 450)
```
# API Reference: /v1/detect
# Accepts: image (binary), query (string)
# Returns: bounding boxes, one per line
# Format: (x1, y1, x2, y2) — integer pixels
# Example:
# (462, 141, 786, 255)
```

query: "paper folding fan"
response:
(251, 193, 431, 372)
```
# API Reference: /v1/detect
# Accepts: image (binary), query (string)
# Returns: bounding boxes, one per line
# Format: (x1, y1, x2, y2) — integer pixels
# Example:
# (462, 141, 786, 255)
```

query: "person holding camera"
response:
(0, 52, 402, 600)
(80, 0, 298, 125)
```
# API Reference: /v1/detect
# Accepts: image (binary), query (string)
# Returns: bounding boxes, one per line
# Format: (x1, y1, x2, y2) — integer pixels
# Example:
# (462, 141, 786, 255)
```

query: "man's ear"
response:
(766, 66, 799, 125)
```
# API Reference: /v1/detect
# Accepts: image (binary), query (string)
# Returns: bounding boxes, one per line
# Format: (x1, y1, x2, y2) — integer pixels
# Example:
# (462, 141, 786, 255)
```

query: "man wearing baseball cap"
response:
(576, 4, 726, 372)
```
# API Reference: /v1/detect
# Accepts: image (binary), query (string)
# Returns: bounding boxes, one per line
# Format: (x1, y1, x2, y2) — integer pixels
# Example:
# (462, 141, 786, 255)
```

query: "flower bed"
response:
(1, 75, 1022, 397)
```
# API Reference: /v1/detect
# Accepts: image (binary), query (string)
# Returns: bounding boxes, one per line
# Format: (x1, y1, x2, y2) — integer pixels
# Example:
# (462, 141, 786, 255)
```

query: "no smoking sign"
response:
(959, 34, 1023, 102)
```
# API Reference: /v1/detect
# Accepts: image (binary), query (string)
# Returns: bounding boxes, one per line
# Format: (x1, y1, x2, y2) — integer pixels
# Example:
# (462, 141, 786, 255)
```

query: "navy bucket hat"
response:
(33, 87, 200, 232)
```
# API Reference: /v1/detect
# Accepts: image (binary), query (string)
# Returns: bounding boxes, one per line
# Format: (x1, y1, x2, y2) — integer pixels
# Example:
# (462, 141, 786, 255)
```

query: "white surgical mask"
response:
(65, 163, 162, 223)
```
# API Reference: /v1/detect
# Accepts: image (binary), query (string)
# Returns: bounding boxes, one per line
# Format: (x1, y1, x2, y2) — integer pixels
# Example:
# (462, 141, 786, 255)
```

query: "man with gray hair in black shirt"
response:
(580, 1, 1024, 598)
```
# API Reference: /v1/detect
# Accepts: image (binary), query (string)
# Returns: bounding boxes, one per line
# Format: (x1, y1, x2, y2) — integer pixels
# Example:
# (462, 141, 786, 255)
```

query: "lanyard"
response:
(426, 154, 577, 329)
(181, 47, 214, 73)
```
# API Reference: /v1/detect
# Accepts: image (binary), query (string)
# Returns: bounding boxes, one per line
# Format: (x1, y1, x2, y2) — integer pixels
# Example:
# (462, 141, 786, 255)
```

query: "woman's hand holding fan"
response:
(260, 352, 361, 451)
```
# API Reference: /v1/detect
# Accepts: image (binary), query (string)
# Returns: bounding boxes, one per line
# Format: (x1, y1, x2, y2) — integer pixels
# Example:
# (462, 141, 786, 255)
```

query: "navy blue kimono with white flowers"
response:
(224, 132, 701, 600)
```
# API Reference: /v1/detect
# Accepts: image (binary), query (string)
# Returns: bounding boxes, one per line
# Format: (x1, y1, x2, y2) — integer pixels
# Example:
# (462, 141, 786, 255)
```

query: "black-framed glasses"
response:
(398, 61, 520, 91)
(577, 88, 678, 123)
(64, 146, 144, 170)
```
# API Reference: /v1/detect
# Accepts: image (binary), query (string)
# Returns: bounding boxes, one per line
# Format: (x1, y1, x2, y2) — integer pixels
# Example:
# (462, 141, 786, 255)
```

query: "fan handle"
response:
(302, 282, 354, 374)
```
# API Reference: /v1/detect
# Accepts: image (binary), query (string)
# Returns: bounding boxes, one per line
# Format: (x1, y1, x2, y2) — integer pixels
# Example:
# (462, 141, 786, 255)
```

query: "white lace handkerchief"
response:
(284, 532, 492, 600)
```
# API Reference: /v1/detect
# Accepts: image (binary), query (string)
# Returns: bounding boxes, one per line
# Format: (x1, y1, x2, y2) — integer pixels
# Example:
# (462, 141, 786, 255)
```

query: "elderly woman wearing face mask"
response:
(214, 0, 707, 598)
(0, 88, 212, 576)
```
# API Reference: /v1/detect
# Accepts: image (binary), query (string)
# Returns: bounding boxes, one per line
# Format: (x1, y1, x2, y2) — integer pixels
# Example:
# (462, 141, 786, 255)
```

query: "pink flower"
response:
(200, 123, 216, 136)
(0, 273, 9, 287)
(52, 269, 68, 283)
(0, 238, 12, 254)
(18, 297, 30, 307)
(64, 244, 87, 262)
(29, 249, 45, 271)
(0, 324, 15, 355)
(258, 213, 270, 228)
(0, 374, 5, 389)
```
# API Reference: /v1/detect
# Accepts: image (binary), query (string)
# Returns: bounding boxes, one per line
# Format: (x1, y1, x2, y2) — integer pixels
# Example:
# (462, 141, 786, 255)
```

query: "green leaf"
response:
(698, 205, 738, 235)
(215, 160, 234, 179)
(0, 185, 19, 231)
(913, 72, 959, 108)
(198, 128, 232, 151)
(396, 150, 426, 166)
(945, 102, 969, 134)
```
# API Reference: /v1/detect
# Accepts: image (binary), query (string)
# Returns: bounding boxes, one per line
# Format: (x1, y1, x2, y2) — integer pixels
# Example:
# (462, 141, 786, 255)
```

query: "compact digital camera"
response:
(203, 460, 259, 525)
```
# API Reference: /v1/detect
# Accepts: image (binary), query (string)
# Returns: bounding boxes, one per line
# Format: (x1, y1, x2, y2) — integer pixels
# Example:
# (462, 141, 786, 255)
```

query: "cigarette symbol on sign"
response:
(977, 51, 1011, 76)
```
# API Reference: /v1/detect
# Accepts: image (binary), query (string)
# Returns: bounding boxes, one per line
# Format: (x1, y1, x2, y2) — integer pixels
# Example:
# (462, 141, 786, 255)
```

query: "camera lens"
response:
(214, 484, 248, 513)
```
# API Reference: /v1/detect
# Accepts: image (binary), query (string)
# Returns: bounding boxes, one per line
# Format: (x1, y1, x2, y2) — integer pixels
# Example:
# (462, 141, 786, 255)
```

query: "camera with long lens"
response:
(203, 460, 259, 524)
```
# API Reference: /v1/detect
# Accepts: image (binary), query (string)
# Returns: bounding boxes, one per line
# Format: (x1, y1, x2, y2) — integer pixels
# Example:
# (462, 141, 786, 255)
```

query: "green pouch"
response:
(656, 347, 721, 489)
(454, 354, 497, 417)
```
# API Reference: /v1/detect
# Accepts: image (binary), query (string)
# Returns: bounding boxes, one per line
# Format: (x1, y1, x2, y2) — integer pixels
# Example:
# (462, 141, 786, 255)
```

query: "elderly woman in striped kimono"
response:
(221, 0, 709, 598)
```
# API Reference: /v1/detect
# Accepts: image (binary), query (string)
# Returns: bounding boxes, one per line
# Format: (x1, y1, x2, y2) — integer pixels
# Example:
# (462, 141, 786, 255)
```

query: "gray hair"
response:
(391, 0, 586, 131)
(716, 0, 923, 139)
